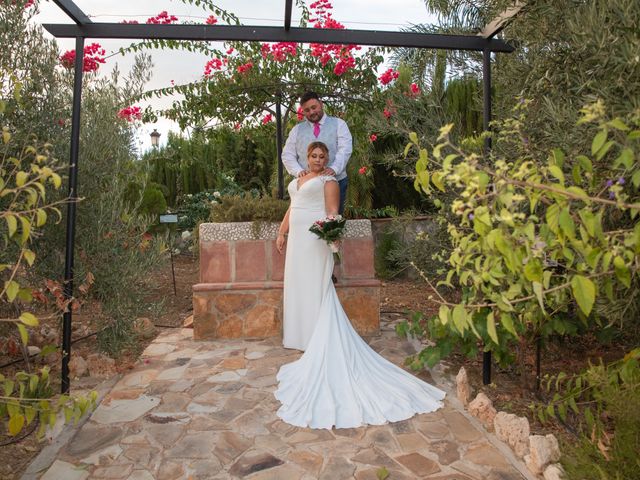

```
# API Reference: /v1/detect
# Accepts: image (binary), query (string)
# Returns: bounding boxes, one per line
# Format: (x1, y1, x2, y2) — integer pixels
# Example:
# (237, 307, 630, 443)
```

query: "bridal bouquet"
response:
(309, 215, 347, 264)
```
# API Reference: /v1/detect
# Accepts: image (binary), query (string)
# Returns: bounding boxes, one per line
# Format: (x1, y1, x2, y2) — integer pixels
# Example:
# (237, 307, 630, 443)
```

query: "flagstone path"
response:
(24, 317, 534, 480)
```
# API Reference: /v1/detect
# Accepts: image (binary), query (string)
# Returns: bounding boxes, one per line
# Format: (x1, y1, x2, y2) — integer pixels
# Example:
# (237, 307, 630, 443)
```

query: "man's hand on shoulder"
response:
(298, 170, 310, 177)
(321, 167, 336, 176)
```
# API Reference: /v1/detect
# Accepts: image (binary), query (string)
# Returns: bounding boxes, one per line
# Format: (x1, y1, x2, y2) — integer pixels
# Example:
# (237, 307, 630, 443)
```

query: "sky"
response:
(33, 0, 437, 151)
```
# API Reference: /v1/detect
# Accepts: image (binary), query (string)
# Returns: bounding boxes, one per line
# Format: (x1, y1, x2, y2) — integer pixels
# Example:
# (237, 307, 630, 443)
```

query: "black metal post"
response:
(275, 94, 284, 199)
(169, 247, 177, 296)
(535, 336, 542, 391)
(61, 36, 85, 394)
(482, 48, 492, 386)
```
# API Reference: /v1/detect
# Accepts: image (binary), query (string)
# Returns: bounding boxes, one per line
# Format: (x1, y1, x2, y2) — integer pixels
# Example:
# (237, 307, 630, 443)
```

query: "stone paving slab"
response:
(28, 318, 533, 480)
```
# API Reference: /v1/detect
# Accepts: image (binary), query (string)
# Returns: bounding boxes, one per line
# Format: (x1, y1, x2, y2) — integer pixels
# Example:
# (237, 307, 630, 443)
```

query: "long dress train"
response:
(276, 175, 445, 429)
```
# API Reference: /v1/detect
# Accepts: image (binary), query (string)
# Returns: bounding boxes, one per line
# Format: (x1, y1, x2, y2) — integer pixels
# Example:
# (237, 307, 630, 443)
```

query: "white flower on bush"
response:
(181, 230, 192, 240)
(213, 191, 221, 198)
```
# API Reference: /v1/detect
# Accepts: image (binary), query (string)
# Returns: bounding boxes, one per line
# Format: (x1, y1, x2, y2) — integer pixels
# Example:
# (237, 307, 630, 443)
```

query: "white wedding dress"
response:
(275, 176, 445, 429)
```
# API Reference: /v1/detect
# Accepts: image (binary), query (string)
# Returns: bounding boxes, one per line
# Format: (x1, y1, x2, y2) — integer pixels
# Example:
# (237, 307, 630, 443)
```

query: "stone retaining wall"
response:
(194, 220, 380, 340)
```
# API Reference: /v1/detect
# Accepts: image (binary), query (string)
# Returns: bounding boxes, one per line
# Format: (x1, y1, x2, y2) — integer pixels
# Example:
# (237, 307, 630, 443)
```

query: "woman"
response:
(275, 142, 445, 429)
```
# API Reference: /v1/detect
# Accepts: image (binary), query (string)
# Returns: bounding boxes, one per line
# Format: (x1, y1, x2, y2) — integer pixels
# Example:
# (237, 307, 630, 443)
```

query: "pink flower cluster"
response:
(237, 62, 253, 74)
(117, 106, 142, 122)
(378, 68, 399, 85)
(120, 20, 139, 24)
(297, 106, 304, 121)
(383, 108, 392, 119)
(260, 42, 298, 62)
(358, 166, 367, 174)
(262, 114, 273, 124)
(59, 43, 106, 73)
(205, 15, 217, 25)
(409, 82, 420, 96)
(146, 11, 178, 24)
(308, 0, 360, 76)
(369, 134, 377, 142)
(204, 57, 225, 76)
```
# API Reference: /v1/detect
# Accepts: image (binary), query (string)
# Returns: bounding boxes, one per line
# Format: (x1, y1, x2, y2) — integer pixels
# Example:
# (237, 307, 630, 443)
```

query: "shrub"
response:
(537, 349, 640, 480)
(0, 104, 96, 437)
(210, 195, 289, 223)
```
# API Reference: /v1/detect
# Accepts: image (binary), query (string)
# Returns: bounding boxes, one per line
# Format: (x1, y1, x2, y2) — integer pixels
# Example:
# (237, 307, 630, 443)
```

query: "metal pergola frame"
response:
(43, 0, 515, 393)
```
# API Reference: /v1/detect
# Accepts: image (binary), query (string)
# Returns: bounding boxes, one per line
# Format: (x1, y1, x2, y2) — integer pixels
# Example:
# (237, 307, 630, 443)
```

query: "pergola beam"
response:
(42, 23, 514, 52)
(52, 0, 92, 25)
(478, 1, 524, 39)
(284, 0, 293, 31)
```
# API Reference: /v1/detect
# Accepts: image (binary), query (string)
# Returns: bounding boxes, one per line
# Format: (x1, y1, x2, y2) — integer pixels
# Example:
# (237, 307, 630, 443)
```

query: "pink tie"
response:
(313, 122, 320, 138)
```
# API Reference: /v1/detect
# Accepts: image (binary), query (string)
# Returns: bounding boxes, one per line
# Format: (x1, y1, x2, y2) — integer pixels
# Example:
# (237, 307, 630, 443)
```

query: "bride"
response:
(274, 141, 445, 429)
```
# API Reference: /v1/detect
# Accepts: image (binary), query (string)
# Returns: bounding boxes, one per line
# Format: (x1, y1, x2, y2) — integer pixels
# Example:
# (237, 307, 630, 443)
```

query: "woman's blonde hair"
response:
(307, 141, 329, 158)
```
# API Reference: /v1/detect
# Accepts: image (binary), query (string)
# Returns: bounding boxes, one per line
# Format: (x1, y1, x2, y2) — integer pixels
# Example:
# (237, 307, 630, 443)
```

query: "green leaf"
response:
(17, 324, 28, 345)
(438, 305, 450, 325)
(608, 118, 629, 131)
(533, 282, 545, 312)
(16, 171, 28, 187)
(486, 312, 498, 344)
(19, 312, 39, 327)
(595, 141, 614, 161)
(591, 129, 607, 155)
(576, 155, 592, 173)
(548, 165, 564, 184)
(613, 256, 631, 288)
(5, 215, 17, 237)
(8, 413, 25, 436)
(36, 209, 47, 227)
(614, 148, 634, 169)
(452, 305, 467, 333)
(19, 216, 31, 244)
(376, 467, 390, 480)
(5, 280, 20, 302)
(571, 275, 596, 316)
(559, 208, 576, 239)
(23, 249, 36, 266)
(546, 204, 560, 234)
(409, 132, 418, 144)
(524, 259, 543, 282)
(632, 170, 640, 189)
(500, 313, 518, 338)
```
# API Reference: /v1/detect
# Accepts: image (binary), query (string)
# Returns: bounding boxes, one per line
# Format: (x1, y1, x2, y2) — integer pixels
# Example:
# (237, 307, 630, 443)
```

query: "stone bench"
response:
(193, 220, 380, 340)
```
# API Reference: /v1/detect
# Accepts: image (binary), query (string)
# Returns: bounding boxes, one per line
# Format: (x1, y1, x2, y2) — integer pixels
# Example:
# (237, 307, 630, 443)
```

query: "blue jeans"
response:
(338, 177, 348, 215)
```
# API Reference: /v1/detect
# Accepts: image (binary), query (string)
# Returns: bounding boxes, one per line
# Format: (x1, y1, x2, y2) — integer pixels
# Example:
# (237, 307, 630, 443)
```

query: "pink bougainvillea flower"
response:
(226, 47, 234, 55)
(358, 166, 367, 175)
(146, 11, 178, 24)
(117, 105, 142, 122)
(383, 108, 392, 119)
(333, 55, 355, 76)
(204, 57, 224, 76)
(59, 42, 106, 72)
(170, 79, 175, 86)
(205, 15, 217, 25)
(120, 19, 139, 24)
(378, 68, 399, 85)
(262, 114, 273, 124)
(369, 134, 377, 142)
(237, 62, 253, 74)
(56, 118, 65, 126)
(297, 106, 304, 121)
(410, 82, 421, 95)
(234, 123, 241, 130)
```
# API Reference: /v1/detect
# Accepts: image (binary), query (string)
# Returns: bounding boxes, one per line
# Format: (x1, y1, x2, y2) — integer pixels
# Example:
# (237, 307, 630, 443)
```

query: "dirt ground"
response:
(0, 254, 633, 478)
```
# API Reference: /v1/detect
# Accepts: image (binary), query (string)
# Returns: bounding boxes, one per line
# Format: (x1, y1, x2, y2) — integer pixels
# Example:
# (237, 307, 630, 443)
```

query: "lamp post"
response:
(150, 128, 161, 148)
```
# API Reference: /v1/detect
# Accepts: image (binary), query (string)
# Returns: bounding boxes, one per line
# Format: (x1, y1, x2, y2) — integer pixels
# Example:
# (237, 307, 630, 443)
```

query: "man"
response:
(281, 91, 352, 214)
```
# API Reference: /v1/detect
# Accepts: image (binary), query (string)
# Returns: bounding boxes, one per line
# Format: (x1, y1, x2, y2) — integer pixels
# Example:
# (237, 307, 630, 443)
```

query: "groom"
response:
(282, 91, 353, 214)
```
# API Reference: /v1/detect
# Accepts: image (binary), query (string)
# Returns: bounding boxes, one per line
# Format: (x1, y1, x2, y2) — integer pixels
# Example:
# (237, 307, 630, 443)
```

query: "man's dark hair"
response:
(300, 91, 321, 105)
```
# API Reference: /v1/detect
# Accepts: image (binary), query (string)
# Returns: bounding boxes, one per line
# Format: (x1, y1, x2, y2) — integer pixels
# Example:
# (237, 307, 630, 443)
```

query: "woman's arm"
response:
(324, 180, 340, 216)
(276, 206, 291, 253)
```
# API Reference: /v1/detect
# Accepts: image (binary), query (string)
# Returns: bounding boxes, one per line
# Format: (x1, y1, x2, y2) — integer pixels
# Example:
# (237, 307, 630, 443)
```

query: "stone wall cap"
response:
(193, 278, 381, 292)
(200, 219, 372, 242)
